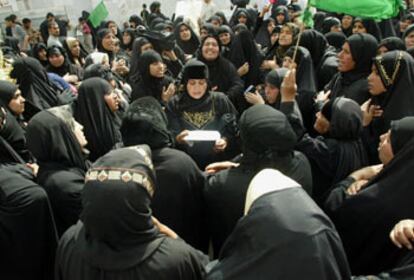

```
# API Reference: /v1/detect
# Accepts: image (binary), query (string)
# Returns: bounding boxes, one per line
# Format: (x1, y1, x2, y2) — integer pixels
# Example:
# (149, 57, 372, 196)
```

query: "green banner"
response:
(88, 1, 109, 28)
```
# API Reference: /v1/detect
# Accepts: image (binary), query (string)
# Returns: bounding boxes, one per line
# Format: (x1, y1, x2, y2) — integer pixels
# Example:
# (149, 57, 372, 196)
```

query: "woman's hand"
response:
(205, 161, 240, 174)
(361, 98, 383, 127)
(176, 130, 189, 145)
(162, 83, 176, 103)
(349, 164, 383, 181)
(214, 138, 228, 153)
(261, 60, 278, 70)
(245, 91, 265, 105)
(238, 62, 249, 77)
(346, 179, 369, 195)
(390, 220, 414, 250)
(281, 68, 297, 102)
(152, 216, 178, 239)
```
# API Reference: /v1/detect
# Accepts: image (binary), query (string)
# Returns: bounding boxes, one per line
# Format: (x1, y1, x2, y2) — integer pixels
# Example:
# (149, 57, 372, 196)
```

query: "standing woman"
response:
(174, 22, 200, 57)
(197, 35, 244, 111)
(73, 77, 121, 162)
(166, 60, 239, 169)
(26, 106, 90, 236)
(325, 33, 378, 105)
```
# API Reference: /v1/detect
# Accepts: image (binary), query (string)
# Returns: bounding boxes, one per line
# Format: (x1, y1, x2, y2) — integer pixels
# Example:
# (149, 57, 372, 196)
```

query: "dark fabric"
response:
(46, 45, 83, 79)
(378, 37, 406, 52)
(26, 108, 89, 235)
(207, 187, 351, 280)
(197, 35, 244, 111)
(10, 57, 60, 115)
(128, 37, 151, 84)
(254, 18, 274, 50)
(271, 5, 289, 24)
(130, 50, 173, 103)
(296, 98, 368, 203)
(327, 33, 378, 105)
(354, 18, 382, 41)
(325, 116, 414, 275)
(174, 22, 200, 55)
(0, 169, 58, 280)
(322, 17, 341, 34)
(205, 104, 312, 256)
(31, 42, 49, 67)
(129, 14, 145, 28)
(0, 80, 18, 109)
(121, 28, 136, 52)
(55, 145, 208, 279)
(73, 77, 121, 162)
(83, 63, 113, 81)
(325, 32, 346, 51)
(96, 28, 115, 64)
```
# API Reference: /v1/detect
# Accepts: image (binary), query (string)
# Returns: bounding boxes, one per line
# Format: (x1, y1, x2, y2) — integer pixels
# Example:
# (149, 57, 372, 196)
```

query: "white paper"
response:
(184, 130, 221, 142)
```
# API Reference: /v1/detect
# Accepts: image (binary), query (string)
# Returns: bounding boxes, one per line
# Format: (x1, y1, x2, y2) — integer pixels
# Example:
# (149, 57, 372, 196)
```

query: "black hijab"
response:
(121, 28, 136, 52)
(354, 18, 382, 42)
(378, 37, 406, 53)
(129, 14, 145, 28)
(174, 22, 200, 55)
(200, 23, 217, 37)
(46, 45, 74, 77)
(322, 17, 341, 34)
(83, 63, 113, 81)
(121, 96, 173, 149)
(371, 50, 414, 130)
(129, 37, 152, 84)
(26, 106, 89, 172)
(402, 24, 414, 45)
(10, 57, 59, 113)
(96, 28, 115, 63)
(31, 42, 49, 67)
(207, 169, 351, 280)
(272, 5, 289, 24)
(131, 50, 171, 102)
(298, 29, 329, 70)
(79, 145, 161, 270)
(325, 116, 414, 275)
(325, 31, 347, 51)
(0, 80, 17, 110)
(264, 68, 288, 108)
(73, 77, 121, 162)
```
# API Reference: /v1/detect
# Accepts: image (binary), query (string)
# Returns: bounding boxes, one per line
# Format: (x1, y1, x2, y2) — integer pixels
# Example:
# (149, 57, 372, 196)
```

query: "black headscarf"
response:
(264, 68, 288, 108)
(73, 77, 121, 162)
(322, 17, 341, 34)
(378, 37, 406, 53)
(131, 50, 172, 102)
(129, 14, 145, 28)
(254, 18, 275, 50)
(26, 106, 89, 172)
(200, 23, 217, 37)
(207, 169, 351, 280)
(129, 37, 152, 84)
(0, 80, 18, 109)
(272, 5, 289, 24)
(31, 42, 49, 67)
(371, 50, 414, 131)
(313, 11, 327, 33)
(353, 18, 382, 42)
(96, 28, 115, 63)
(10, 57, 59, 113)
(325, 116, 414, 275)
(325, 31, 347, 51)
(121, 28, 136, 52)
(80, 145, 160, 270)
(121, 96, 173, 149)
(298, 29, 329, 70)
(402, 24, 414, 44)
(83, 63, 114, 81)
(174, 22, 200, 55)
(46, 45, 75, 77)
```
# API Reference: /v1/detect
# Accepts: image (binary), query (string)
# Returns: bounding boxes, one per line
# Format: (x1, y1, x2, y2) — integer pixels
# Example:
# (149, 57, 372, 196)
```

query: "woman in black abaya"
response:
(0, 80, 26, 127)
(73, 77, 121, 162)
(197, 35, 244, 111)
(326, 33, 378, 105)
(26, 106, 90, 235)
(46, 45, 84, 83)
(174, 22, 200, 56)
(166, 60, 239, 169)
(55, 146, 209, 280)
(207, 169, 351, 280)
(325, 116, 414, 275)
(31, 42, 49, 67)
(364, 50, 414, 163)
(377, 37, 406, 55)
(352, 18, 382, 42)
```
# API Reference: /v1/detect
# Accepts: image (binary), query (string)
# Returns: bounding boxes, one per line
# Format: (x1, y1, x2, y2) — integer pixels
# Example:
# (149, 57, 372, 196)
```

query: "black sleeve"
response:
(224, 62, 245, 105)
(166, 59, 184, 79)
(280, 101, 305, 139)
(253, 14, 264, 36)
(323, 176, 356, 215)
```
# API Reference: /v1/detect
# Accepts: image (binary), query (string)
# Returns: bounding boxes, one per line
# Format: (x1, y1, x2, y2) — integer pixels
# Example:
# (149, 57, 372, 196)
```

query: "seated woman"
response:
(364, 50, 414, 163)
(128, 37, 154, 85)
(174, 22, 200, 57)
(204, 104, 312, 257)
(166, 60, 238, 169)
(196, 35, 244, 112)
(325, 33, 378, 105)
(26, 105, 90, 235)
(325, 116, 414, 275)
(120, 28, 135, 57)
(206, 169, 351, 280)
(377, 37, 406, 55)
(130, 50, 175, 104)
(55, 146, 209, 280)
(46, 45, 84, 85)
(32, 42, 49, 67)
(63, 37, 87, 67)
(73, 77, 121, 162)
(0, 80, 26, 127)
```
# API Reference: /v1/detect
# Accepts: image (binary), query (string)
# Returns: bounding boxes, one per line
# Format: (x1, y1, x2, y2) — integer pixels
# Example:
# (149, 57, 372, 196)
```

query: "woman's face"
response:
(378, 130, 394, 165)
(149, 61, 165, 78)
(102, 32, 116, 51)
(73, 121, 88, 148)
(330, 24, 342, 33)
(270, 32, 279, 45)
(276, 14, 285, 25)
(337, 42, 356, 72)
(377, 46, 388, 55)
(104, 90, 120, 112)
(70, 41, 80, 58)
(179, 25, 191, 41)
(342, 15, 353, 29)
(8, 89, 25, 115)
(267, 21, 276, 34)
(405, 31, 414, 48)
(38, 49, 47, 61)
(202, 37, 220, 61)
(352, 21, 367, 34)
(48, 54, 65, 68)
(108, 22, 118, 35)
(264, 83, 279, 104)
(282, 56, 295, 68)
(278, 26, 293, 47)
(123, 32, 132, 46)
(367, 65, 386, 95)
(314, 111, 330, 134)
(238, 15, 248, 25)
(200, 28, 209, 40)
(219, 32, 231, 46)
(186, 79, 208, 99)
(140, 43, 153, 53)
(211, 19, 221, 28)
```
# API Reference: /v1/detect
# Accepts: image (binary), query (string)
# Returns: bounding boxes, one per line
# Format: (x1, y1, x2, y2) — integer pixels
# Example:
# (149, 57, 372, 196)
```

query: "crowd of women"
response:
(2, 0, 414, 279)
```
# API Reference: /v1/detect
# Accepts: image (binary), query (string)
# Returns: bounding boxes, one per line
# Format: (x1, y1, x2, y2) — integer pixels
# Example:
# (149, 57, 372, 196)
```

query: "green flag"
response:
(309, 0, 404, 20)
(88, 1, 109, 28)
(300, 5, 314, 28)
